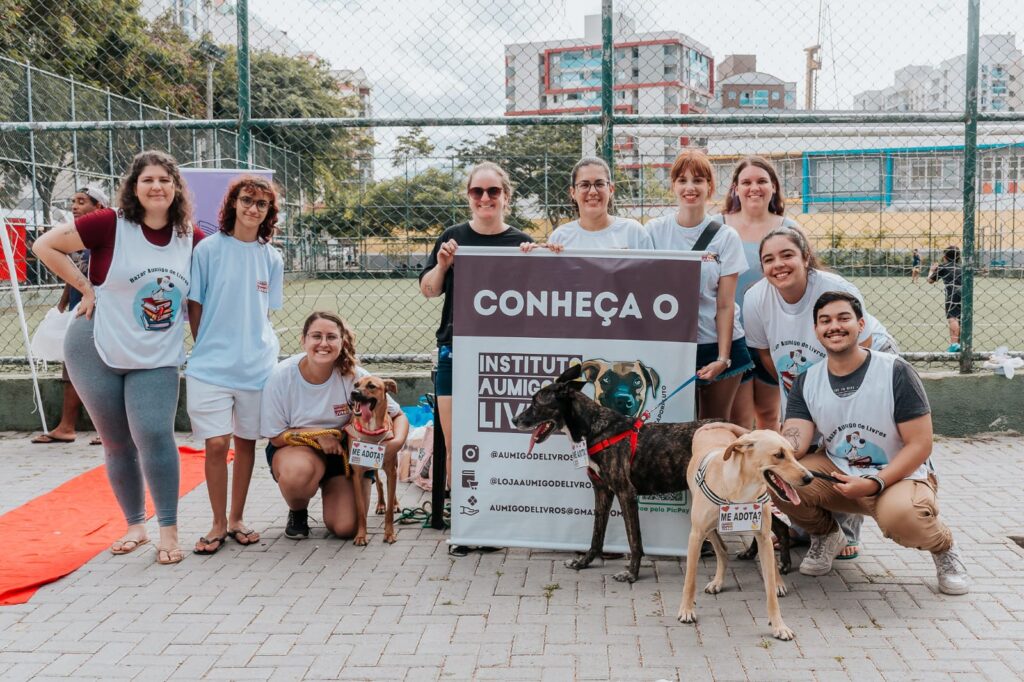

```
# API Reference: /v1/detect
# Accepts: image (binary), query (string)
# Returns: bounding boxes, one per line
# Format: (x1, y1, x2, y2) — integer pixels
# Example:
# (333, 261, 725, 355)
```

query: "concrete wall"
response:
(2, 371, 1020, 437)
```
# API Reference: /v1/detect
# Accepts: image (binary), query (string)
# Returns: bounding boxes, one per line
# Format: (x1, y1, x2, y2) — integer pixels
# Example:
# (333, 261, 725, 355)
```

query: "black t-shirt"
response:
(934, 261, 962, 303)
(786, 351, 931, 424)
(420, 222, 533, 346)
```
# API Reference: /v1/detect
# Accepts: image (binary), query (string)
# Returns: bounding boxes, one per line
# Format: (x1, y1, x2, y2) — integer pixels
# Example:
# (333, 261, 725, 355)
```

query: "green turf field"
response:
(2, 275, 1022, 360)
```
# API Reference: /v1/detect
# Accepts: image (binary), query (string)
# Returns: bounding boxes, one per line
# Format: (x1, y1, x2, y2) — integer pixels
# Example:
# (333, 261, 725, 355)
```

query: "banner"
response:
(181, 168, 275, 236)
(451, 247, 703, 555)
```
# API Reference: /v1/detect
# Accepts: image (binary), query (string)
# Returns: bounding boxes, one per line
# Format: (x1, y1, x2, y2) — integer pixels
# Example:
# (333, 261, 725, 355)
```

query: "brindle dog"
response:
(513, 363, 709, 583)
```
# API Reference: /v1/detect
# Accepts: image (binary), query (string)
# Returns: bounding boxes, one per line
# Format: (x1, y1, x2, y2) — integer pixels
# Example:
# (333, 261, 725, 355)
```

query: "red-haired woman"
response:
(186, 175, 284, 555)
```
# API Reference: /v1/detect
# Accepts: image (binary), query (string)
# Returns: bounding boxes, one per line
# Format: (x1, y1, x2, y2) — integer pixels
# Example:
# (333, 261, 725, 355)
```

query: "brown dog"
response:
(677, 424, 812, 641)
(345, 375, 400, 546)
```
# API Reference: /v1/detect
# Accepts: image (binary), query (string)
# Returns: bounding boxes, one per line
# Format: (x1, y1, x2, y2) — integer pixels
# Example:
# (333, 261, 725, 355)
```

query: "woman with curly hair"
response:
(32, 150, 203, 565)
(186, 176, 284, 555)
(260, 312, 409, 540)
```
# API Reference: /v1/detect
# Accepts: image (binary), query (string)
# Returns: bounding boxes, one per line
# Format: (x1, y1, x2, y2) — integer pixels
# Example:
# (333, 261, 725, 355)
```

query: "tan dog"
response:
(677, 424, 813, 641)
(344, 376, 400, 546)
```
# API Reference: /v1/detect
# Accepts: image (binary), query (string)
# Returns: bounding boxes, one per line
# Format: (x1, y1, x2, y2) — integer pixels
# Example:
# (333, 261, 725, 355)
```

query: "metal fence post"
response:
(960, 0, 980, 373)
(600, 0, 615, 174)
(236, 0, 252, 168)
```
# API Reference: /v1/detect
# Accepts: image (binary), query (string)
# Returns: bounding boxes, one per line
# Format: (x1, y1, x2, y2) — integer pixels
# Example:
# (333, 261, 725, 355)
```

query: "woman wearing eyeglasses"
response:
(419, 162, 533, 508)
(185, 175, 284, 556)
(543, 157, 652, 250)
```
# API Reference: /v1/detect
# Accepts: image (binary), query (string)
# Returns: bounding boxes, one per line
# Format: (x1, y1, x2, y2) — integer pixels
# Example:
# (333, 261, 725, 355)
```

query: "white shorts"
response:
(185, 375, 263, 441)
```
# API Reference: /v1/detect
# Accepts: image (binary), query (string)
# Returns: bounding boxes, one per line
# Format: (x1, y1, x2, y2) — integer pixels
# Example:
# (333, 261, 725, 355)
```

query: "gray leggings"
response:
(64, 315, 181, 527)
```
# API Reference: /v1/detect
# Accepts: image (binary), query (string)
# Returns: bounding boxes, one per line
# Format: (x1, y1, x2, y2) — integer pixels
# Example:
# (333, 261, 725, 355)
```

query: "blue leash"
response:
(639, 372, 699, 424)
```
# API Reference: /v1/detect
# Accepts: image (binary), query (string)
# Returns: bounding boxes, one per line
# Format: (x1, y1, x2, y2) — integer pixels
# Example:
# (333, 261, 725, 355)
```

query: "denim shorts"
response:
(741, 345, 779, 386)
(434, 345, 453, 397)
(695, 338, 754, 387)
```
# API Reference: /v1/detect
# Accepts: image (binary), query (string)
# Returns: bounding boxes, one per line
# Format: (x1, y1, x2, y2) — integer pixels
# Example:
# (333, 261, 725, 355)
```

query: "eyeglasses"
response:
(238, 195, 270, 211)
(574, 180, 609, 192)
(468, 186, 502, 200)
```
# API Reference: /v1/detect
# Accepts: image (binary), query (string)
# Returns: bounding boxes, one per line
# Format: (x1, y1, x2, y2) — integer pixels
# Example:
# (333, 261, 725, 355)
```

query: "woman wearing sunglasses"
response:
(419, 162, 533, 527)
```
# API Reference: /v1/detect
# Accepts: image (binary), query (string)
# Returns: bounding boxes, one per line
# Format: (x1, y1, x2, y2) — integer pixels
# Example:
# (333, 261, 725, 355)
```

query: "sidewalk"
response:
(0, 431, 1022, 681)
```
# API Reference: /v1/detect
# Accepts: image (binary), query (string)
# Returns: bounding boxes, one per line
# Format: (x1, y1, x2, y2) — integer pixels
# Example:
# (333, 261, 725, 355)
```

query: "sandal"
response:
(156, 547, 185, 565)
(226, 527, 260, 546)
(89, 436, 102, 446)
(193, 535, 227, 555)
(110, 537, 149, 555)
(31, 433, 76, 444)
(835, 542, 860, 560)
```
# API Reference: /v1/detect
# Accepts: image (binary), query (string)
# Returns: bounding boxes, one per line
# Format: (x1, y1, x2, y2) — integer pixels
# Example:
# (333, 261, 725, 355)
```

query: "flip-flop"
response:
(89, 436, 102, 445)
(193, 535, 227, 555)
(157, 547, 186, 565)
(835, 542, 860, 560)
(110, 537, 150, 555)
(226, 528, 260, 546)
(31, 433, 76, 444)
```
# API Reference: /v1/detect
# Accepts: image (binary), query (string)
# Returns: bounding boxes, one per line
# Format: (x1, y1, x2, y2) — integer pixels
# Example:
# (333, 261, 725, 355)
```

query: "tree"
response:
(391, 127, 435, 169)
(211, 50, 373, 201)
(449, 125, 582, 230)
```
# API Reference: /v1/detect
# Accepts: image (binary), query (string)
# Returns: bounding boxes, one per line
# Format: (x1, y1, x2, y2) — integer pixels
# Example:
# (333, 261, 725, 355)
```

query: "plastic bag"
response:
(30, 306, 72, 362)
(982, 346, 1023, 379)
(397, 424, 434, 491)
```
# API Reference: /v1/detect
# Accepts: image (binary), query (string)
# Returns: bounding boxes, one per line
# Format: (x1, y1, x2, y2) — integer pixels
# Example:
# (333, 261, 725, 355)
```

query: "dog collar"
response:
(586, 417, 646, 461)
(694, 451, 770, 506)
(349, 415, 393, 440)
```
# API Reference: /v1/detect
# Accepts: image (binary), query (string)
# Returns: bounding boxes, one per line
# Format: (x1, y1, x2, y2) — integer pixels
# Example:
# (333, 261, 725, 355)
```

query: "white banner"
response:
(451, 247, 703, 555)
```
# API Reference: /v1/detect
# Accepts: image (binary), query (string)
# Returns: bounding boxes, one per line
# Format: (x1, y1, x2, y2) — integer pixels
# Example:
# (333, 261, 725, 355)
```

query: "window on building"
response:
(813, 156, 883, 196)
(772, 91, 780, 100)
(728, 91, 737, 100)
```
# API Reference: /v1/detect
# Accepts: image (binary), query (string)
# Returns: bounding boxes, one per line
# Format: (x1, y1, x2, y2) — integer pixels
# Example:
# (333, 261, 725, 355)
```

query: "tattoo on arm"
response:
(782, 426, 802, 451)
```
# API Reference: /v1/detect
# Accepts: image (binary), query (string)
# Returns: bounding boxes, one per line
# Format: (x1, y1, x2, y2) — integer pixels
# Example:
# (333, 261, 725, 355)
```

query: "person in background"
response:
(32, 150, 202, 565)
(645, 150, 752, 420)
(912, 248, 922, 284)
(713, 156, 799, 430)
(927, 246, 963, 353)
(32, 185, 108, 445)
(187, 176, 284, 555)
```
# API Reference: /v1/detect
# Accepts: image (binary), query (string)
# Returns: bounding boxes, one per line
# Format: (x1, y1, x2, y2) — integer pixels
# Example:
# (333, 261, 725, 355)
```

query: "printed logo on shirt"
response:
(133, 276, 182, 332)
(333, 404, 350, 417)
(700, 251, 720, 263)
(832, 429, 889, 468)
(775, 348, 813, 394)
(256, 280, 269, 293)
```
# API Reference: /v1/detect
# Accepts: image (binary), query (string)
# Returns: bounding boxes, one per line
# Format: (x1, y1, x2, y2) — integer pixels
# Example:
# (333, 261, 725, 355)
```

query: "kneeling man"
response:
(775, 291, 969, 594)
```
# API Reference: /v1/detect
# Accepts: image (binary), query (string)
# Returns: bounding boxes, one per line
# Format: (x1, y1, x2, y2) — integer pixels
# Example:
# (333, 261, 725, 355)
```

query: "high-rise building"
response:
(504, 13, 714, 177)
(714, 54, 797, 111)
(853, 34, 1022, 112)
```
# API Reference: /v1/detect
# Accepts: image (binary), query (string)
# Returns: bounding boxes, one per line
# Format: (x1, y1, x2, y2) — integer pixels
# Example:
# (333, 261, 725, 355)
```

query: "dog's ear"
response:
(722, 436, 753, 461)
(580, 359, 604, 383)
(555, 363, 583, 384)
(639, 362, 660, 395)
(383, 378, 398, 396)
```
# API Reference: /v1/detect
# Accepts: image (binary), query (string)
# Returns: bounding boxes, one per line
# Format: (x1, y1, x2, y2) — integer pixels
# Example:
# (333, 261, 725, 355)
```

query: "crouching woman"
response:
(260, 311, 408, 539)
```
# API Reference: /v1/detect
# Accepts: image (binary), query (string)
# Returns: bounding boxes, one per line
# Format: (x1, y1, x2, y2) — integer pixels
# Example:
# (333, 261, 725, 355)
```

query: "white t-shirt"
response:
(186, 232, 284, 391)
(645, 214, 747, 344)
(260, 355, 402, 437)
(548, 217, 653, 250)
(742, 269, 888, 414)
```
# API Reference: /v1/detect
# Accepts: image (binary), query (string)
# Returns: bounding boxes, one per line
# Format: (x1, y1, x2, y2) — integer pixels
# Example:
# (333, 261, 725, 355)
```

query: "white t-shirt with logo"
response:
(742, 269, 890, 415)
(548, 217, 653, 250)
(186, 231, 284, 391)
(800, 351, 931, 480)
(260, 355, 402, 437)
(645, 214, 747, 344)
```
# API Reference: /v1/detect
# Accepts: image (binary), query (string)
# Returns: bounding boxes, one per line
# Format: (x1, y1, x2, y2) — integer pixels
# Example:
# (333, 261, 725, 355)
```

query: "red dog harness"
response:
(586, 415, 646, 463)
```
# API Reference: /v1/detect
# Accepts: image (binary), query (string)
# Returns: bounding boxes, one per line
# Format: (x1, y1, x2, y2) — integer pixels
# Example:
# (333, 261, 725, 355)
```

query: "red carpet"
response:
(0, 446, 221, 605)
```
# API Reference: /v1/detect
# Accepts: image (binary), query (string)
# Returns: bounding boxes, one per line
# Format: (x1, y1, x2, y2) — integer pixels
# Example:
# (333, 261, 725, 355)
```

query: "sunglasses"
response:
(238, 195, 270, 211)
(468, 186, 502, 200)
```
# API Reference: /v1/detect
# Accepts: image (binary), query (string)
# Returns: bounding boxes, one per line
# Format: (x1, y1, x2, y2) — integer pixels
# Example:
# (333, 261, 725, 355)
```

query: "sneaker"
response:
(799, 526, 846, 576)
(285, 509, 310, 539)
(947, 343, 961, 353)
(932, 544, 970, 595)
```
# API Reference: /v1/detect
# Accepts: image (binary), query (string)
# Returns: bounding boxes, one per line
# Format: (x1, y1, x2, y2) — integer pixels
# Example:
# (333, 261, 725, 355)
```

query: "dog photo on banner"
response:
(450, 246, 703, 555)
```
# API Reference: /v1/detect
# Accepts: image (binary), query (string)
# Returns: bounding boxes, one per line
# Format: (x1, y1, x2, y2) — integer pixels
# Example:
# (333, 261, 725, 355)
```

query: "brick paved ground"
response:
(0, 431, 1022, 681)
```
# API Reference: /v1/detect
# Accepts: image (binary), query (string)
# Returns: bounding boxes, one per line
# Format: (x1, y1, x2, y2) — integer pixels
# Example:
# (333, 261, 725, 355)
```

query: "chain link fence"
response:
(2, 0, 1022, 368)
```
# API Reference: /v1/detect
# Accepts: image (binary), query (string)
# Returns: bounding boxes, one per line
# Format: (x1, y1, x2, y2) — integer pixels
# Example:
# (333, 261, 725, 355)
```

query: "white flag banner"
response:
(451, 247, 703, 555)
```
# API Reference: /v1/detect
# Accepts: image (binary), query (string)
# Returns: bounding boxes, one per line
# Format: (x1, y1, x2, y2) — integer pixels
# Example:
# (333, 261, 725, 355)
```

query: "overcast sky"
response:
(247, 0, 1023, 170)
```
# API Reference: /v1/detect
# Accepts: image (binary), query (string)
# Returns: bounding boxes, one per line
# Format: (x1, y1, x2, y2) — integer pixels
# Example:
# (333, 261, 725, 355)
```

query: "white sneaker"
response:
(932, 544, 970, 595)
(799, 526, 846, 576)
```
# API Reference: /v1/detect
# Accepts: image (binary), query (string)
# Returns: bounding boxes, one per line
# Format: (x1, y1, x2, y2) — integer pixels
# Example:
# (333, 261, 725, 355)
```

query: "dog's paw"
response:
(612, 569, 637, 583)
(776, 581, 788, 598)
(779, 559, 791, 575)
(704, 579, 723, 595)
(565, 557, 588, 571)
(375, 502, 386, 515)
(383, 529, 398, 544)
(677, 607, 697, 624)
(736, 547, 756, 561)
(772, 623, 795, 641)
(353, 534, 369, 546)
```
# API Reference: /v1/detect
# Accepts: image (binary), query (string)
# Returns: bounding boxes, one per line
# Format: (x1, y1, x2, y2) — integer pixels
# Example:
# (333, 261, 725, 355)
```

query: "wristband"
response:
(716, 357, 732, 368)
(862, 474, 885, 496)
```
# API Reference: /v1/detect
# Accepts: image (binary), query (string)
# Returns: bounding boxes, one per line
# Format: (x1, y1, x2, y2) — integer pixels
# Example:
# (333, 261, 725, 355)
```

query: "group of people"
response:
(419, 151, 968, 593)
(33, 150, 406, 564)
